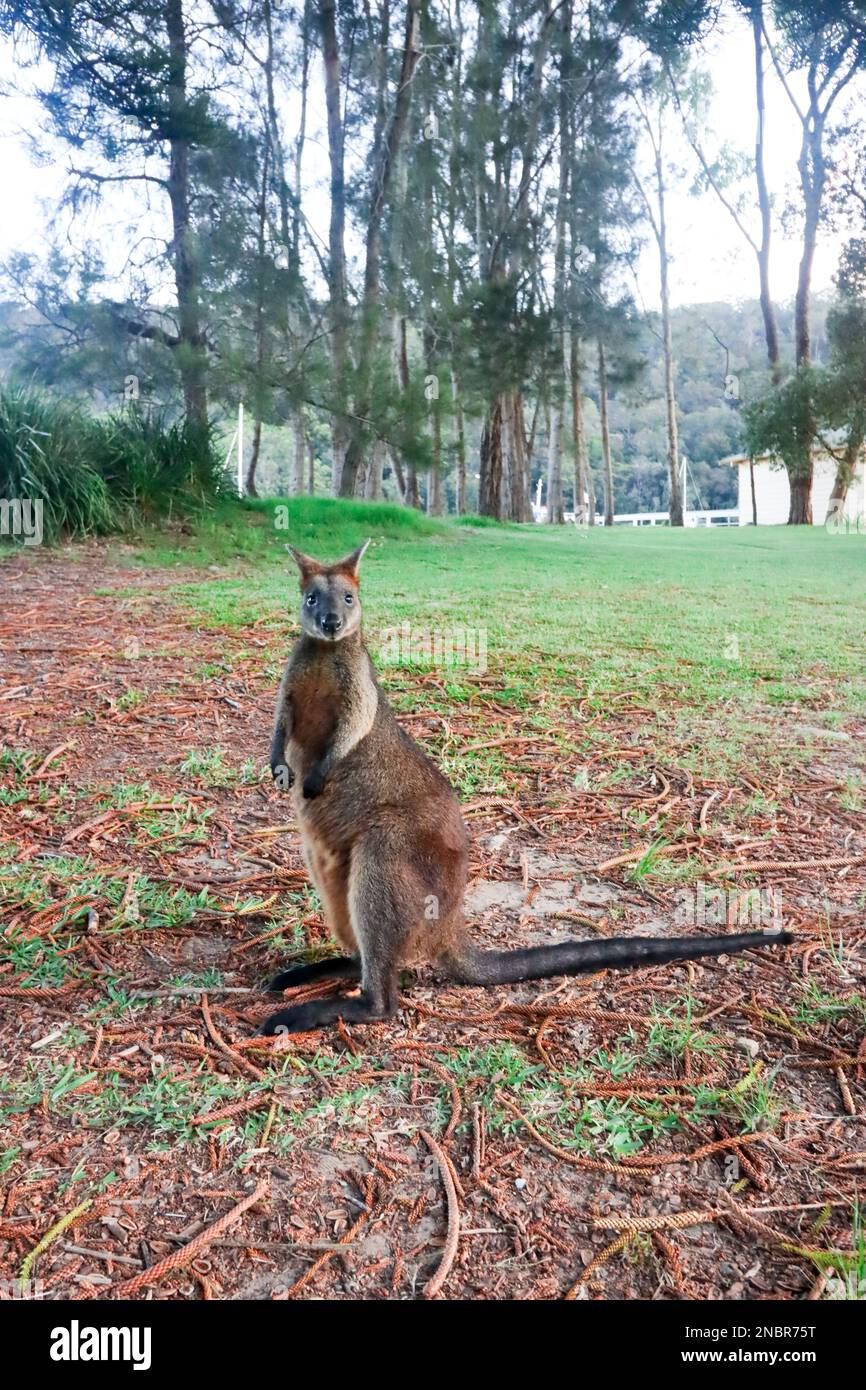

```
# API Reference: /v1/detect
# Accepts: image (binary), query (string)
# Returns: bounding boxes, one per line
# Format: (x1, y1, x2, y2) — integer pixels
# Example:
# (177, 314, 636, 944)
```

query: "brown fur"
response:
(260, 544, 790, 1036)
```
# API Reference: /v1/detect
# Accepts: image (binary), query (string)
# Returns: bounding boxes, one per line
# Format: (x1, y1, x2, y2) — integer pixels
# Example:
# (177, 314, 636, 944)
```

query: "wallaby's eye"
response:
(344, 593, 354, 605)
(305, 593, 316, 607)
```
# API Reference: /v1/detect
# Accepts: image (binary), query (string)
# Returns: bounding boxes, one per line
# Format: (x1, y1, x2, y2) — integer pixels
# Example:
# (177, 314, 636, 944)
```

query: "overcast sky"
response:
(0, 9, 856, 314)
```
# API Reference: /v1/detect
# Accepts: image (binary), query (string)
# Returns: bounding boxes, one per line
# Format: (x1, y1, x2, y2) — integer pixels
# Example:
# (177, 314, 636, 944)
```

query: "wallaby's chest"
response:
(288, 668, 341, 754)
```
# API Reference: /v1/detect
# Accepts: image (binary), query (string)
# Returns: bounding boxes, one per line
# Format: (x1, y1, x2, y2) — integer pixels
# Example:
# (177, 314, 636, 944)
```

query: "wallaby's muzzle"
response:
(321, 611, 343, 636)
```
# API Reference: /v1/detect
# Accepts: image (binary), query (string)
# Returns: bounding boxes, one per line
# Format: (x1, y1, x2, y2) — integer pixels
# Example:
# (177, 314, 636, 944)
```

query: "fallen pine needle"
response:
(109, 1180, 269, 1297)
(201, 992, 265, 1081)
(20, 1199, 92, 1292)
(565, 1233, 632, 1296)
(709, 854, 866, 877)
(420, 1130, 461, 1299)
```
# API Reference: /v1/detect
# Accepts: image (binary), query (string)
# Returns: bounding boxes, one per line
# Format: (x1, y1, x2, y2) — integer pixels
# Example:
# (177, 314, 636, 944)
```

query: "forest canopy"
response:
(1, 0, 864, 527)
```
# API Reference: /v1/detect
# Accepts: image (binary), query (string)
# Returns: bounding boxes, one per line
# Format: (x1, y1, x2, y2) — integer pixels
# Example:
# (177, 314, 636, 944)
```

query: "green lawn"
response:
(126, 498, 866, 792)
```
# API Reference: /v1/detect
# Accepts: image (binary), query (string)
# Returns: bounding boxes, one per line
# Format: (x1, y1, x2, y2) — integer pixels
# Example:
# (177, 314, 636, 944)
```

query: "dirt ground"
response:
(1, 545, 865, 1301)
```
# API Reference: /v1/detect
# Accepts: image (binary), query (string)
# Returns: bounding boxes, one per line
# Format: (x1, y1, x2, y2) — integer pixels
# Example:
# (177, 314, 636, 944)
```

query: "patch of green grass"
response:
(0, 855, 219, 949)
(730, 1067, 782, 1133)
(0, 1146, 21, 1176)
(134, 802, 212, 850)
(180, 746, 236, 787)
(168, 969, 225, 990)
(96, 779, 156, 808)
(3, 932, 76, 988)
(793, 980, 866, 1030)
(116, 688, 147, 711)
(644, 997, 719, 1063)
(834, 1201, 866, 1300)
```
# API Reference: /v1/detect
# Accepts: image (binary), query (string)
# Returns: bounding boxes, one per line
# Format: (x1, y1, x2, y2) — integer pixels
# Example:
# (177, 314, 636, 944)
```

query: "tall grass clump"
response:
(0, 383, 224, 543)
(0, 384, 115, 541)
(91, 408, 224, 520)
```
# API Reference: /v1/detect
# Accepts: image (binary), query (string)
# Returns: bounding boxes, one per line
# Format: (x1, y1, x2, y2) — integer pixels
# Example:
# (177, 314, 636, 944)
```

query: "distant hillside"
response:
(592, 295, 832, 514)
(0, 292, 833, 516)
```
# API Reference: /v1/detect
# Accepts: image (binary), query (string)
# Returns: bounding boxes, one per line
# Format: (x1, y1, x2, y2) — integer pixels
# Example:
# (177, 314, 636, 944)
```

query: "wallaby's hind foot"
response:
(266, 956, 359, 993)
(257, 988, 396, 1036)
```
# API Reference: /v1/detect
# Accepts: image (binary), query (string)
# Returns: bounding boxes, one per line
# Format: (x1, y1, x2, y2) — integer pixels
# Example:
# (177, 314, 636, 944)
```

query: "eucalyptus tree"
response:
(0, 1, 253, 428)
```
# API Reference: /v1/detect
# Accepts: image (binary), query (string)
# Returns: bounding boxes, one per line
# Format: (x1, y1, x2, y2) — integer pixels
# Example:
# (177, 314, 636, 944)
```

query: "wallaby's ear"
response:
(287, 545, 324, 588)
(334, 538, 371, 585)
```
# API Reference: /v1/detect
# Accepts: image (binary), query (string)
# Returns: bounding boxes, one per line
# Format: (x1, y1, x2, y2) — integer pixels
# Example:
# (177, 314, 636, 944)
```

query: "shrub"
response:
(0, 384, 115, 541)
(0, 383, 223, 543)
(90, 408, 223, 520)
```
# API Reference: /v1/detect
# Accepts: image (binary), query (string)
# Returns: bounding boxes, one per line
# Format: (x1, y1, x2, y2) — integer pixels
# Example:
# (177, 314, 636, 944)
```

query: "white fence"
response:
(533, 507, 739, 526)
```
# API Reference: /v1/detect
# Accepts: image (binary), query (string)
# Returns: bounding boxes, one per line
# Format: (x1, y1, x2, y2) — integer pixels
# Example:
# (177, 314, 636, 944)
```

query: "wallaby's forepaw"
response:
(302, 767, 326, 799)
(271, 762, 294, 791)
(257, 1003, 326, 1036)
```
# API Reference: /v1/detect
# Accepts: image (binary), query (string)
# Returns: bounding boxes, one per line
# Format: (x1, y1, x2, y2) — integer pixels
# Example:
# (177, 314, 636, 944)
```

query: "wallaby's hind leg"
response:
(258, 836, 402, 1036)
(267, 956, 359, 993)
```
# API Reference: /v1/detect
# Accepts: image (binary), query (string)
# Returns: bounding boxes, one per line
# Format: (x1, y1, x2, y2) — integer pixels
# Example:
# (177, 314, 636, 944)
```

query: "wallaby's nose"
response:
(321, 611, 342, 636)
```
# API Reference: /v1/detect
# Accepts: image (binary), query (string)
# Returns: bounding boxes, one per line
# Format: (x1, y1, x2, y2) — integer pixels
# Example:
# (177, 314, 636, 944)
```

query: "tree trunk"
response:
(246, 418, 262, 497)
(386, 444, 407, 502)
(795, 129, 824, 370)
(447, 7, 465, 516)
(788, 476, 813, 526)
(307, 437, 315, 493)
(827, 437, 862, 520)
(354, 454, 367, 498)
(318, 0, 350, 494)
(652, 143, 683, 526)
(480, 398, 505, 520)
(165, 0, 207, 429)
(365, 442, 384, 500)
(247, 125, 270, 499)
(546, 0, 569, 528)
(292, 413, 306, 494)
(452, 368, 466, 514)
(751, 9, 781, 384)
(509, 391, 531, 521)
(473, 4, 556, 521)
(426, 359, 444, 515)
(598, 341, 614, 526)
(570, 335, 588, 524)
(338, 0, 422, 497)
(785, 119, 826, 524)
(405, 464, 419, 508)
(546, 404, 564, 523)
(427, 466, 443, 515)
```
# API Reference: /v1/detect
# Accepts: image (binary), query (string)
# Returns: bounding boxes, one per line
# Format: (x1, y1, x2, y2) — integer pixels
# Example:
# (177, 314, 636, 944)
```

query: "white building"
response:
(724, 449, 866, 526)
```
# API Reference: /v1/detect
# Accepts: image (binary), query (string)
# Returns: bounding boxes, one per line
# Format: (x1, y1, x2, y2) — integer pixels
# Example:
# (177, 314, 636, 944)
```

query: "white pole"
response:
(237, 401, 245, 497)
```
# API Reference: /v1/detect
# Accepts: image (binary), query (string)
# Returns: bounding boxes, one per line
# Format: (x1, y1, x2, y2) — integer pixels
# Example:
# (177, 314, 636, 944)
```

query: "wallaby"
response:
(260, 541, 791, 1036)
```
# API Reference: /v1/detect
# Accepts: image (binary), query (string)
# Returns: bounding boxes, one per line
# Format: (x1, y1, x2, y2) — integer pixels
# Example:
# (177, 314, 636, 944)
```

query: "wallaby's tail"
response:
(443, 927, 792, 986)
